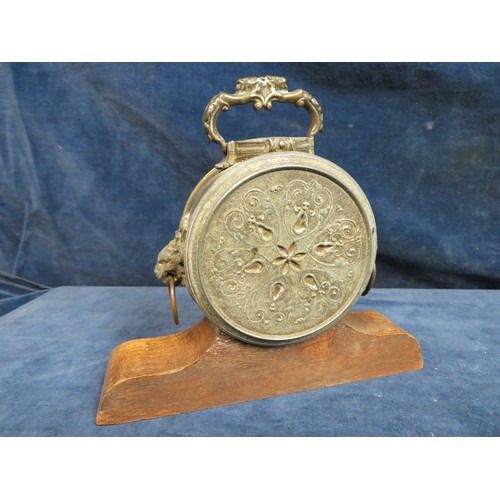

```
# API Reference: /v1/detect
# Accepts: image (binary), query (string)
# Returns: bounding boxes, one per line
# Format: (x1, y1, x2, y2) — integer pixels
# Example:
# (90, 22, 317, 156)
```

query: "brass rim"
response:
(362, 264, 377, 296)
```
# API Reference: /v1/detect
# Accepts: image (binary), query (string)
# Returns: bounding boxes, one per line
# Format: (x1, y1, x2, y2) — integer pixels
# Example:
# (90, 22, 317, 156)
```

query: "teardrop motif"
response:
(256, 223, 273, 242)
(293, 211, 307, 235)
(303, 274, 319, 291)
(271, 282, 285, 301)
(314, 242, 335, 256)
(243, 260, 264, 274)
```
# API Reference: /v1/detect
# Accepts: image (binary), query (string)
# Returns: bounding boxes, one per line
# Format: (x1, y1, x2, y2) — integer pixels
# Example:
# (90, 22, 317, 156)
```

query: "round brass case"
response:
(184, 152, 377, 346)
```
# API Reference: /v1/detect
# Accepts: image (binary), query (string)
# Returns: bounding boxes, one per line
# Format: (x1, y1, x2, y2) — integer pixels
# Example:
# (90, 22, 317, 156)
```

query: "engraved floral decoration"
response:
(246, 214, 273, 242)
(272, 242, 306, 275)
(207, 176, 366, 334)
(310, 206, 363, 266)
(284, 179, 332, 237)
(293, 201, 314, 235)
(224, 188, 278, 246)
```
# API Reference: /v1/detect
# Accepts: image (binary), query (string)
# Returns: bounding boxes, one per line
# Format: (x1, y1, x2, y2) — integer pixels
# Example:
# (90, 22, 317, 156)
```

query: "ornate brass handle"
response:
(202, 76, 324, 155)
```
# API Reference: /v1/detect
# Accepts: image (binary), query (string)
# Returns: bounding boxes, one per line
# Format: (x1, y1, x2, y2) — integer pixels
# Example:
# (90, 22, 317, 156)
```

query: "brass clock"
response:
(155, 76, 377, 346)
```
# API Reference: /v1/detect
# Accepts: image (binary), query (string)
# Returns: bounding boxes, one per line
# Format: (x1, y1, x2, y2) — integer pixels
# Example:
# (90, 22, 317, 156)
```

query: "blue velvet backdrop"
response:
(1, 63, 499, 313)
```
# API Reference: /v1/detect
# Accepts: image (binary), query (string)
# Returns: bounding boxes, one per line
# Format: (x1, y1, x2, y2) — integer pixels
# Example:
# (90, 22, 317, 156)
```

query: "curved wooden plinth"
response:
(96, 311, 423, 425)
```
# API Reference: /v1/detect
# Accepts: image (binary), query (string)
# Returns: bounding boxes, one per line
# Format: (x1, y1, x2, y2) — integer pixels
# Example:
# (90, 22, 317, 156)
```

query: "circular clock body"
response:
(183, 151, 377, 346)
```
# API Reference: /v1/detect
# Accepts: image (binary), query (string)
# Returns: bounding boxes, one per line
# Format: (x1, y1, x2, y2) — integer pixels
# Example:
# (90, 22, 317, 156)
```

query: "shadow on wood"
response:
(96, 311, 423, 425)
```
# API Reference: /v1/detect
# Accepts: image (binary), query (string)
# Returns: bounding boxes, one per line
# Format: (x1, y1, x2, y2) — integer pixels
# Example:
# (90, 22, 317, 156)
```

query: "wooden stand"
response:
(96, 311, 423, 425)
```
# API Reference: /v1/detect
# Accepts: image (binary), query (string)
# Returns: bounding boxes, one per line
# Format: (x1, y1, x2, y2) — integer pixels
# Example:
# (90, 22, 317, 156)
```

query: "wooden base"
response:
(96, 311, 423, 425)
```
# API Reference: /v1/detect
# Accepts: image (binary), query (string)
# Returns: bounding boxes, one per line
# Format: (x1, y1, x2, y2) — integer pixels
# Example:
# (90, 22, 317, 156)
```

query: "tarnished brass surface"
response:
(167, 275, 179, 325)
(219, 136, 314, 170)
(184, 152, 376, 345)
(154, 213, 189, 286)
(362, 264, 377, 296)
(155, 76, 377, 345)
(203, 76, 322, 169)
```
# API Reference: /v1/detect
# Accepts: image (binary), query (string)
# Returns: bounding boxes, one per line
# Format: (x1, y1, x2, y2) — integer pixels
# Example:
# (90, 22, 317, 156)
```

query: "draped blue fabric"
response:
(0, 287, 498, 436)
(1, 63, 499, 315)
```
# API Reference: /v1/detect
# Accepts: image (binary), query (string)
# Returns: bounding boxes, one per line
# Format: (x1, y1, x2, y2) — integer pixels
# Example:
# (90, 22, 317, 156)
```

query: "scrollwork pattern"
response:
(223, 188, 279, 246)
(206, 175, 366, 334)
(283, 179, 333, 238)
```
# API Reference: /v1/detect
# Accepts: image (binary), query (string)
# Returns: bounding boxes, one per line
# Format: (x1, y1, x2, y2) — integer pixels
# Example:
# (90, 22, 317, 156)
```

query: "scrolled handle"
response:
(202, 76, 324, 154)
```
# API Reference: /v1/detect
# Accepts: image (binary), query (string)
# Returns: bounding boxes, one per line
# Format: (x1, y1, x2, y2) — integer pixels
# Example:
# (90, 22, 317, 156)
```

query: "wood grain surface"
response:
(96, 311, 423, 425)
